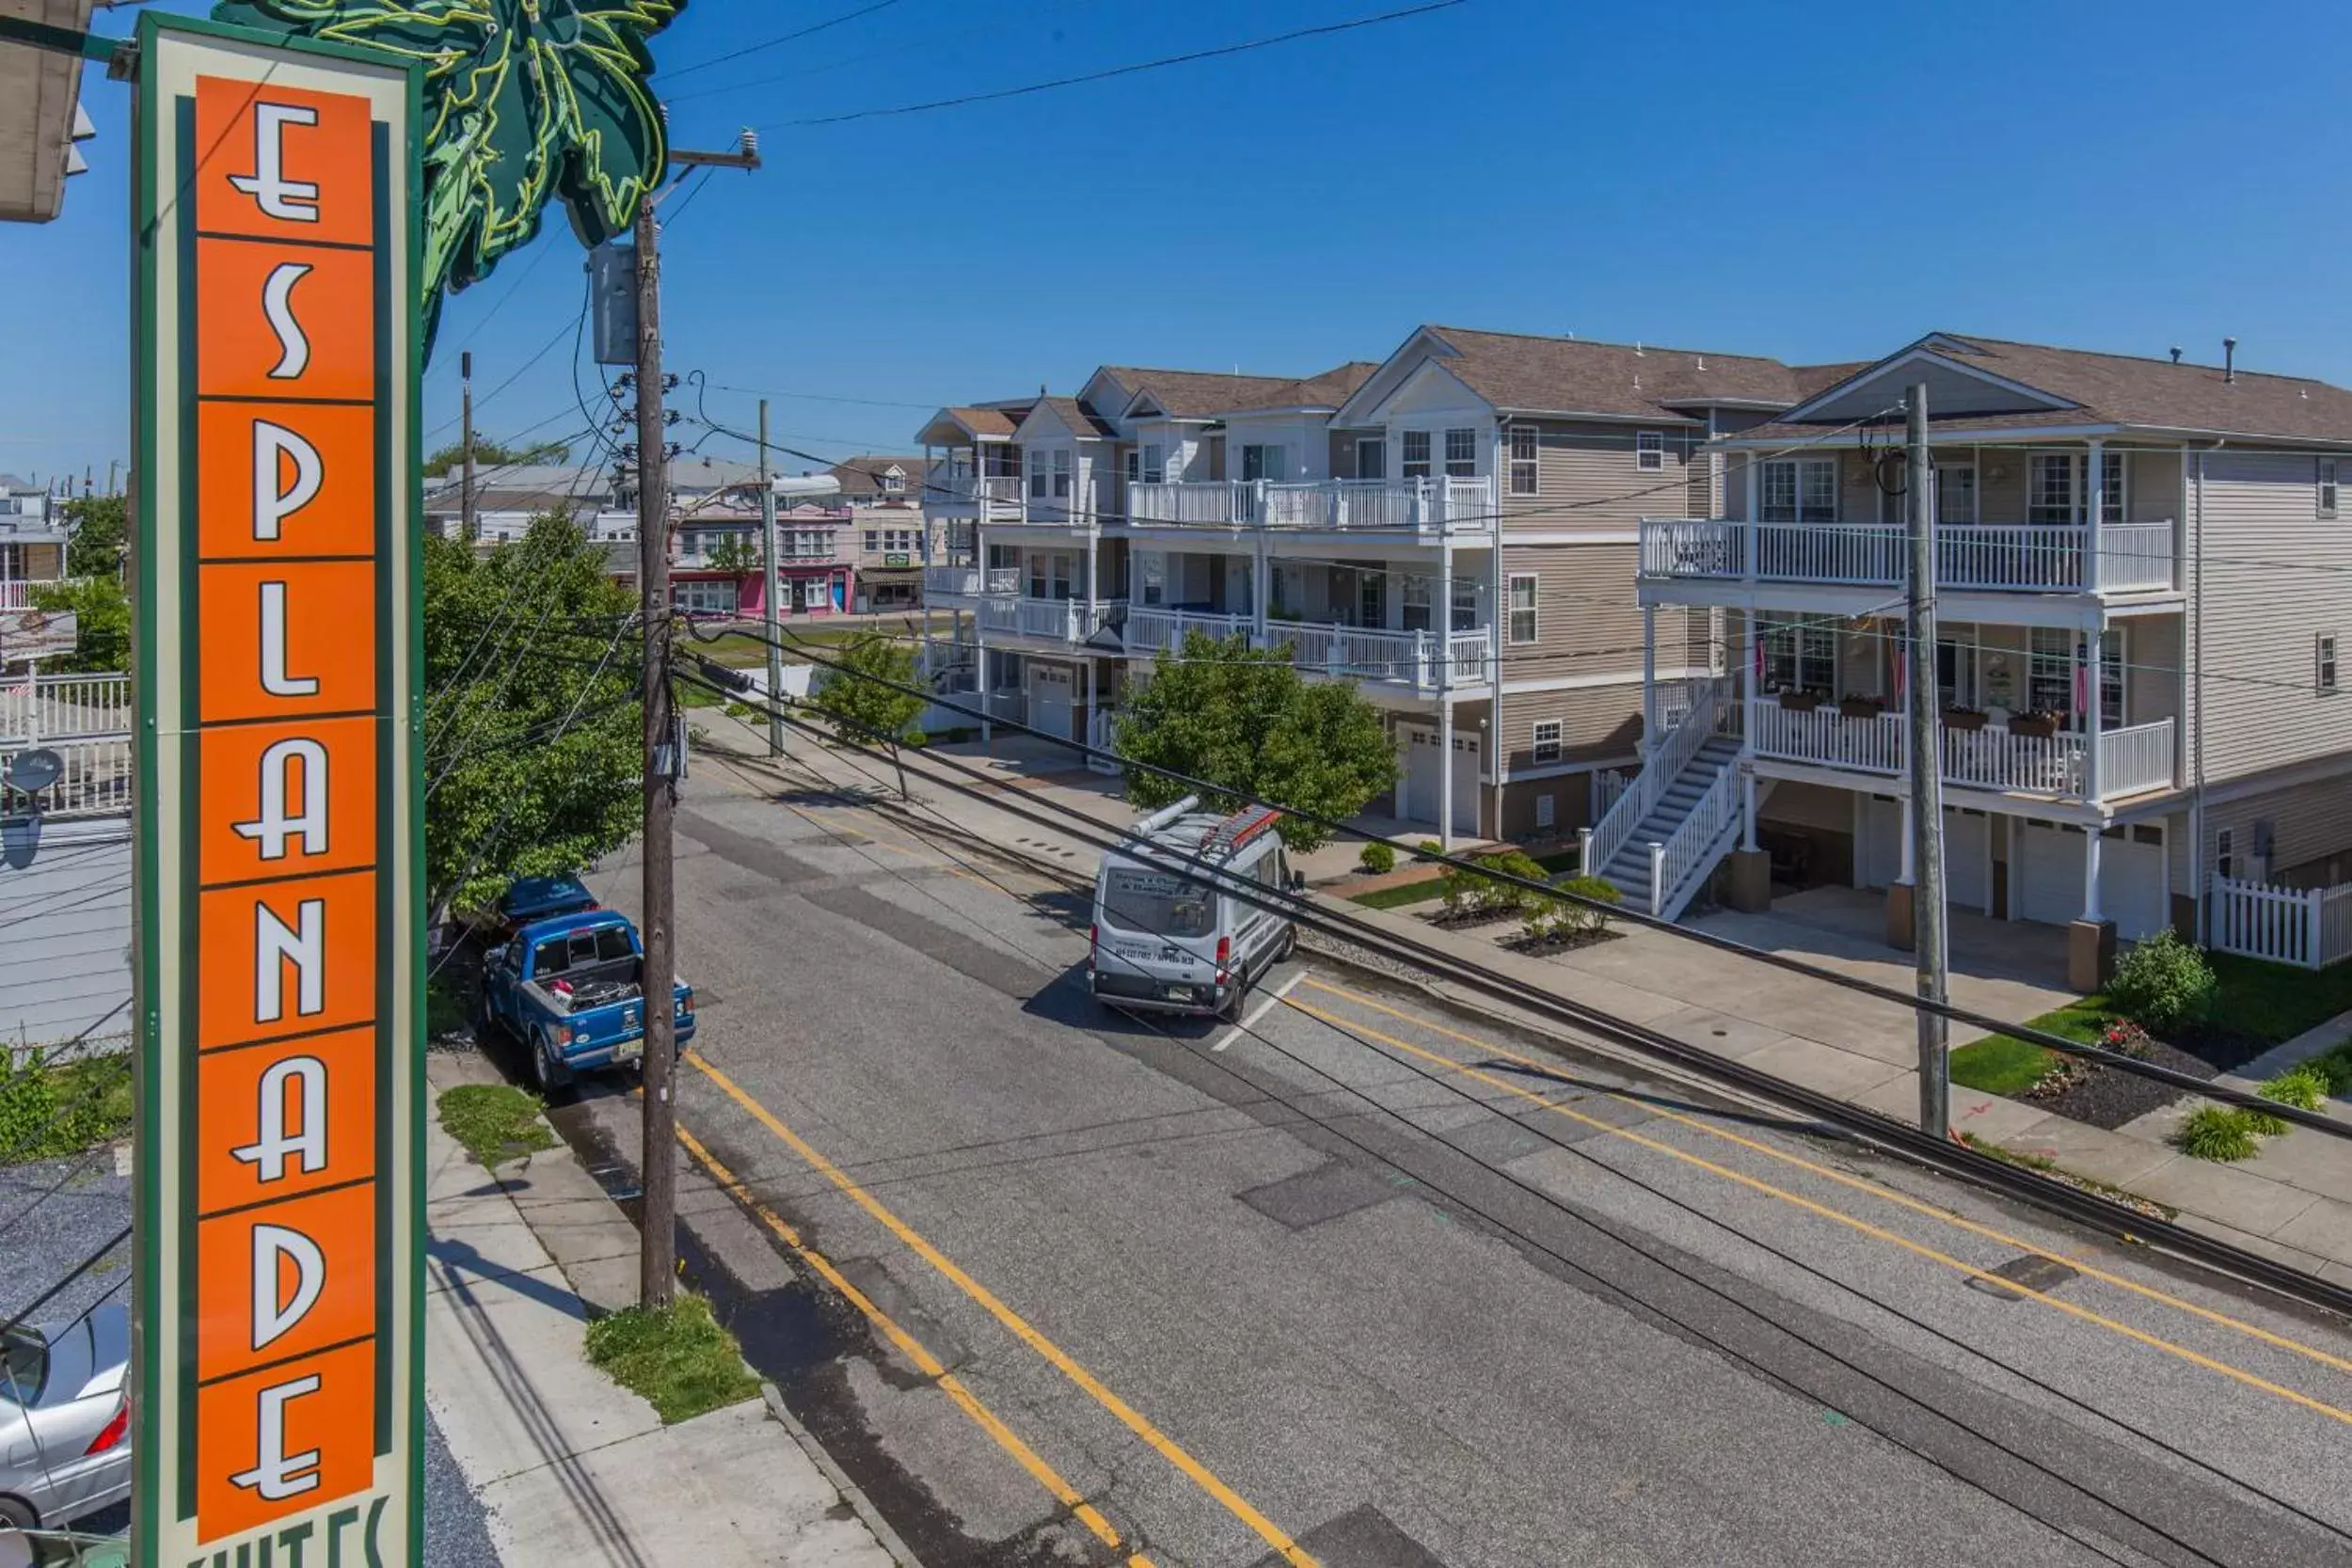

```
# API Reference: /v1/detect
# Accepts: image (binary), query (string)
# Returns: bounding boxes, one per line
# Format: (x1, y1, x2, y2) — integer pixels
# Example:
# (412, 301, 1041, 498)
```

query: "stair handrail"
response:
(1651, 766, 1739, 919)
(1581, 684, 1720, 879)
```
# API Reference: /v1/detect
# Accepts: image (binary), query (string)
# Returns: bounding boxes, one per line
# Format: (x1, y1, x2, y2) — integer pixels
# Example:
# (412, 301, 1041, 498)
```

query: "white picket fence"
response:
(2207, 876, 2352, 970)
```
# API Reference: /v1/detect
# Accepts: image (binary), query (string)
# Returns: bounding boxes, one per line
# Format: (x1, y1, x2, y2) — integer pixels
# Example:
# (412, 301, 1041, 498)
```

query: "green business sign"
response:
(212, 0, 684, 355)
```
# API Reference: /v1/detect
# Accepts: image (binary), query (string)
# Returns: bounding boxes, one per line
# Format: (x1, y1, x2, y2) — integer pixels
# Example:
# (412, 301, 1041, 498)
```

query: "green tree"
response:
(60, 494, 128, 578)
(1112, 630, 1397, 853)
(28, 575, 131, 673)
(703, 532, 760, 576)
(423, 434, 574, 478)
(425, 510, 641, 917)
(813, 633, 926, 745)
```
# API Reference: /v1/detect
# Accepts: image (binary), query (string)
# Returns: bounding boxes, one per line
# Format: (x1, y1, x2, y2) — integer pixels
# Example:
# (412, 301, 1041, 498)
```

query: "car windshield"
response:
(1101, 866, 1216, 939)
(0, 1327, 47, 1404)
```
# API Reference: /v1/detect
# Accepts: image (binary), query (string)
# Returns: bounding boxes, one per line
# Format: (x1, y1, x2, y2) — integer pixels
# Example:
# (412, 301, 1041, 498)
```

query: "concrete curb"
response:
(760, 1384, 926, 1568)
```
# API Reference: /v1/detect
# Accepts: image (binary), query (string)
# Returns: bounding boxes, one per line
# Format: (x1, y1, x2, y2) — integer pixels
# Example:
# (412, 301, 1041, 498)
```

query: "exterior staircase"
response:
(1580, 680, 1747, 921)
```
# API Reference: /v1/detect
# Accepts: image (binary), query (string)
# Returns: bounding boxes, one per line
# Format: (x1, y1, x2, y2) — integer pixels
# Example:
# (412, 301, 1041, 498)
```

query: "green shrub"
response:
(1415, 839, 1442, 859)
(2177, 1105, 2261, 1163)
(2108, 930, 2216, 1033)
(2312, 1044, 2352, 1097)
(0, 1051, 134, 1160)
(1442, 850, 1549, 916)
(583, 1294, 761, 1424)
(1358, 841, 1396, 875)
(2248, 1066, 2328, 1135)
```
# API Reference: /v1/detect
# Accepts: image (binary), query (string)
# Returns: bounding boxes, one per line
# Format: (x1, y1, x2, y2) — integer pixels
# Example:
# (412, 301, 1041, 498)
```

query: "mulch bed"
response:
(1502, 927, 1623, 958)
(2026, 1022, 2272, 1131)
(1423, 907, 1526, 930)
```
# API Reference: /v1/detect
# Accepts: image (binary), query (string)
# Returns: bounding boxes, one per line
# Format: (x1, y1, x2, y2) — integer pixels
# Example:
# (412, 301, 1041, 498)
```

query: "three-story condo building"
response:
(916, 326, 1811, 847)
(1615, 332, 2352, 984)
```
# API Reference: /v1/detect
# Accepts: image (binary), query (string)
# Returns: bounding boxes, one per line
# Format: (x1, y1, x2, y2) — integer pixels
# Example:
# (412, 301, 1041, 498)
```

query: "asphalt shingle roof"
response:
(1420, 326, 1809, 420)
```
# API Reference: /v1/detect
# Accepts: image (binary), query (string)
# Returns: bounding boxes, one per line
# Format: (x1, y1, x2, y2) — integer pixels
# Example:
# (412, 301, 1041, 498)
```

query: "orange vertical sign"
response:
(135, 16, 421, 1567)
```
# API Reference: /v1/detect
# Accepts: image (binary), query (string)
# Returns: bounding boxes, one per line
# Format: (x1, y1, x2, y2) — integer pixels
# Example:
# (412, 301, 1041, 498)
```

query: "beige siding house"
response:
(1619, 330, 2352, 979)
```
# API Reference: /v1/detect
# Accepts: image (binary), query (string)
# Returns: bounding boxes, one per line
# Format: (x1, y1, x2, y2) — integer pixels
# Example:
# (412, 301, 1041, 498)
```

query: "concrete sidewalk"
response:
(699, 710, 2352, 1290)
(422, 1053, 912, 1568)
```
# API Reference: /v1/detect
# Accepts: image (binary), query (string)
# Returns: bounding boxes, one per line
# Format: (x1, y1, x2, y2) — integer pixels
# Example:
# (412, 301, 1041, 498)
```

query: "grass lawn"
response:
(1347, 877, 1448, 910)
(583, 1293, 761, 1424)
(690, 622, 918, 669)
(437, 1083, 559, 1168)
(1948, 951, 2352, 1100)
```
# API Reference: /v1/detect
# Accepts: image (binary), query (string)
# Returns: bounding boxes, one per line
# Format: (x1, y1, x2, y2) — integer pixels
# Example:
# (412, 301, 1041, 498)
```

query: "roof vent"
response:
(2223, 338, 2238, 384)
(1695, 355, 1707, 371)
(1633, 341, 1644, 356)
(2169, 346, 2183, 364)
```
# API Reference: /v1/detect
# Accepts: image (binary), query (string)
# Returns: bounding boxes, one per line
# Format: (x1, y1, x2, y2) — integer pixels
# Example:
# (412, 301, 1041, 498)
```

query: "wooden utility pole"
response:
(1906, 381, 1950, 1135)
(633, 195, 679, 1309)
(633, 130, 757, 1311)
(760, 398, 784, 757)
(460, 349, 477, 543)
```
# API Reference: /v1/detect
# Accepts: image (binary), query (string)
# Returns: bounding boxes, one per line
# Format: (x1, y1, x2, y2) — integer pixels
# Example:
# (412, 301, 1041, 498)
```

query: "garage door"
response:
(2017, 822, 2166, 939)
(1946, 811, 1990, 912)
(1398, 724, 1479, 836)
(1028, 663, 1075, 741)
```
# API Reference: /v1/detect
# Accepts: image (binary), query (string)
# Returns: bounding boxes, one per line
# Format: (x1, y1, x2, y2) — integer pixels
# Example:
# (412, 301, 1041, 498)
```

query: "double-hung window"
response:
(1635, 430, 1665, 472)
(1051, 450, 1072, 499)
(2323, 458, 2341, 519)
(2321, 633, 2341, 694)
(1401, 430, 1432, 481)
(1402, 576, 1432, 632)
(1757, 459, 1836, 523)
(2026, 627, 2123, 724)
(1452, 578, 1479, 633)
(2029, 454, 2075, 525)
(1506, 573, 1538, 644)
(1027, 448, 1048, 499)
(1508, 426, 1538, 496)
(863, 530, 879, 552)
(1531, 720, 1563, 765)
(1444, 428, 1477, 479)
(2100, 451, 2125, 526)
(1759, 613, 1835, 694)
(1142, 443, 1165, 484)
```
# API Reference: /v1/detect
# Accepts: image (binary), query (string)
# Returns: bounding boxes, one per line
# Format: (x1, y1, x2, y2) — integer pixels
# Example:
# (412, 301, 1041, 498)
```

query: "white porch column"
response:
(1741, 768, 1758, 852)
(1741, 603, 1759, 746)
(2084, 822, 2106, 923)
(1084, 531, 1099, 615)
(1085, 657, 1098, 755)
(1641, 604, 1658, 757)
(1253, 530, 1270, 643)
(2084, 624, 2105, 804)
(2084, 438, 2106, 591)
(1742, 454, 1760, 580)
(1438, 700, 1456, 852)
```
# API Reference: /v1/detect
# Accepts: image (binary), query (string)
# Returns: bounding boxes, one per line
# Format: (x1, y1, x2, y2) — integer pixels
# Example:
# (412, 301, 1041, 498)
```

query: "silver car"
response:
(1, 1305, 131, 1548)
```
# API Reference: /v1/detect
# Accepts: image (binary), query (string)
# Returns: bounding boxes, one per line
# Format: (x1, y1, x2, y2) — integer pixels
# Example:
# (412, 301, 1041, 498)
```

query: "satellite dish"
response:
(5, 747, 62, 795)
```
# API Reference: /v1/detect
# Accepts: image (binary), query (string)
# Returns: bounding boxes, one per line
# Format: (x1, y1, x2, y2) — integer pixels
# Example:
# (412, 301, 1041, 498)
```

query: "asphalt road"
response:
(562, 744, 2352, 1568)
(0, 1148, 501, 1566)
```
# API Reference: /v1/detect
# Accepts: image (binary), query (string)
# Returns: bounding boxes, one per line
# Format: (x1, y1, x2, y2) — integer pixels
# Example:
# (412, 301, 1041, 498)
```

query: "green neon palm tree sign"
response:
(212, 0, 683, 354)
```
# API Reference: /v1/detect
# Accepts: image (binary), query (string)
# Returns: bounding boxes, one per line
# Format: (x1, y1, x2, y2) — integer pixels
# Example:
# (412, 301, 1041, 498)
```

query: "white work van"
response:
(1089, 797, 1299, 1019)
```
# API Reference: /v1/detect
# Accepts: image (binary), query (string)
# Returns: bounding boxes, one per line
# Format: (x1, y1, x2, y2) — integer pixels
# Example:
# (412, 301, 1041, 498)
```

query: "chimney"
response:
(2223, 338, 2238, 384)
(2169, 346, 2183, 365)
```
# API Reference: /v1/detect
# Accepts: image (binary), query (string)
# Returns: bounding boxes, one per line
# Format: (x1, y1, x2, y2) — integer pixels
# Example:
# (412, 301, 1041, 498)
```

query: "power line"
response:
(425, 309, 583, 440)
(704, 722, 2312, 1564)
(760, 0, 1473, 128)
(660, 0, 907, 81)
(661, 0, 1094, 103)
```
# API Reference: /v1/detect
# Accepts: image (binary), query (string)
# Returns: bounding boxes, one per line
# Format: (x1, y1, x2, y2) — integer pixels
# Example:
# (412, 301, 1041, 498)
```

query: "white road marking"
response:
(1213, 969, 1303, 1053)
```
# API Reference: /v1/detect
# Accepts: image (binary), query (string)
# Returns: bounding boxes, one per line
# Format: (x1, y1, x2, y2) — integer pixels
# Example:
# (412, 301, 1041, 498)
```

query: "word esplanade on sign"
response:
(136, 15, 421, 1568)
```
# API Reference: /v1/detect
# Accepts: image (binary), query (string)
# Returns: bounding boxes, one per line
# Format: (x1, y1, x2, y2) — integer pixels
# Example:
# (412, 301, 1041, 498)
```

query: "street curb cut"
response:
(760, 1382, 927, 1568)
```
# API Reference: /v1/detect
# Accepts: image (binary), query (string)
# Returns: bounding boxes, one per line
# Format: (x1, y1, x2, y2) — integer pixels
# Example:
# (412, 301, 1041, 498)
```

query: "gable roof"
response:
(1104, 367, 1298, 420)
(917, 402, 1035, 444)
(829, 454, 928, 497)
(1336, 325, 1808, 427)
(1743, 333, 2352, 446)
(1016, 395, 1119, 440)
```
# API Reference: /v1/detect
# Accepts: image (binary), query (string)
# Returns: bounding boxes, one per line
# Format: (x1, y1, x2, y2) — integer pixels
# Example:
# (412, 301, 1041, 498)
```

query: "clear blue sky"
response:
(9, 0, 2352, 485)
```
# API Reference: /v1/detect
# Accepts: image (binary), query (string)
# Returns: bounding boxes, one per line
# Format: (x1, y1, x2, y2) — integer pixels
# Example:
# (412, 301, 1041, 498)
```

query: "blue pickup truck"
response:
(477, 911, 695, 1090)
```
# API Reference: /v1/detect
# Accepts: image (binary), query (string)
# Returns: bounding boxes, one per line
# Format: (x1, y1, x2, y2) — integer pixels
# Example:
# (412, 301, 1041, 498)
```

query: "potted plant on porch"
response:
(1942, 705, 1989, 732)
(2009, 710, 2061, 738)
(1776, 689, 1826, 712)
(1837, 694, 1886, 720)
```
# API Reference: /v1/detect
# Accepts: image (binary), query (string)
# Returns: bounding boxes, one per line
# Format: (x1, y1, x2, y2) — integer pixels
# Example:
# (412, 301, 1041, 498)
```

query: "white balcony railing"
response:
(0, 673, 131, 745)
(0, 735, 132, 819)
(1638, 518, 2177, 594)
(0, 578, 81, 611)
(1582, 679, 1732, 885)
(921, 564, 1019, 600)
(1125, 606, 1251, 655)
(1648, 766, 1740, 920)
(1129, 477, 1494, 535)
(975, 595, 1125, 643)
(1262, 621, 1493, 693)
(1747, 702, 2175, 801)
(929, 473, 1024, 510)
